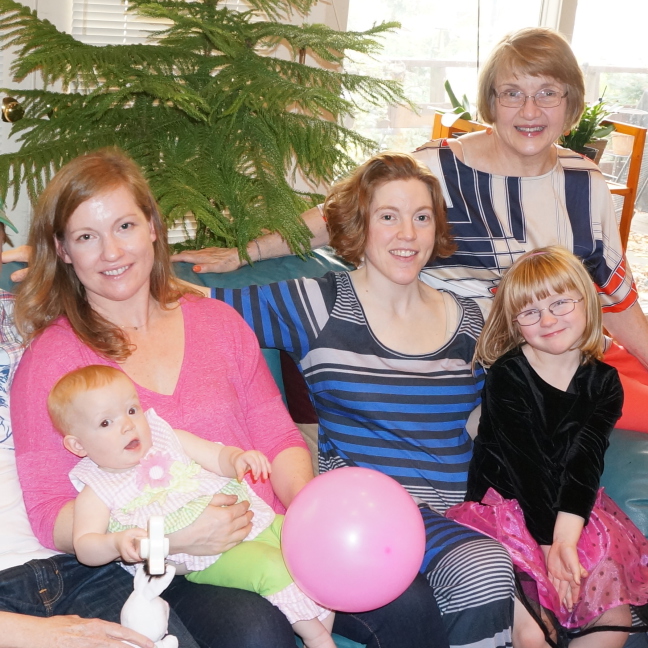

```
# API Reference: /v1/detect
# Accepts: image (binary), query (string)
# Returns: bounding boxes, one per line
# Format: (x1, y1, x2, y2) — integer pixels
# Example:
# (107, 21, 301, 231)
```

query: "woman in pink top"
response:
(10, 149, 443, 648)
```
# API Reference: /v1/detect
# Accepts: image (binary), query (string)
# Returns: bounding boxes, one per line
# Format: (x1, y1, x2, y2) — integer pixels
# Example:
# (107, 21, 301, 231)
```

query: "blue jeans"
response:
(0, 554, 197, 647)
(164, 572, 448, 648)
(334, 573, 448, 648)
(0, 554, 445, 648)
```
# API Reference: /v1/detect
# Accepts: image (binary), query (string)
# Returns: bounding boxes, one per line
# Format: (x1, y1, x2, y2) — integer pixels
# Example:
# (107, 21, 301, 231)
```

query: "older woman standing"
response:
(9, 149, 442, 648)
(174, 27, 648, 433)
(213, 153, 516, 648)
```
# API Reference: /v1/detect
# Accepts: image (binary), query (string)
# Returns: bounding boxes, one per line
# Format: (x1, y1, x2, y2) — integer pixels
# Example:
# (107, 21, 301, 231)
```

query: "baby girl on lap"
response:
(47, 365, 335, 648)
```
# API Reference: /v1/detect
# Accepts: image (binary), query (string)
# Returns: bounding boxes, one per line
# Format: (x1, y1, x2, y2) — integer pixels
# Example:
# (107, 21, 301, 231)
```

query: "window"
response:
(570, 0, 648, 214)
(72, 0, 172, 45)
(72, 0, 248, 46)
(344, 0, 544, 153)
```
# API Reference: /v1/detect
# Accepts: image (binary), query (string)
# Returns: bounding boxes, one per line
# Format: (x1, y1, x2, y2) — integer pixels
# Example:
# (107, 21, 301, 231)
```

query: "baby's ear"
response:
(63, 435, 88, 458)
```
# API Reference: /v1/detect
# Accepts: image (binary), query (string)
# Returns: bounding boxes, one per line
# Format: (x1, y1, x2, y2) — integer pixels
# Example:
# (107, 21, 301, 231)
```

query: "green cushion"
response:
(0, 262, 23, 292)
(296, 634, 362, 648)
(173, 247, 352, 289)
(600, 428, 648, 537)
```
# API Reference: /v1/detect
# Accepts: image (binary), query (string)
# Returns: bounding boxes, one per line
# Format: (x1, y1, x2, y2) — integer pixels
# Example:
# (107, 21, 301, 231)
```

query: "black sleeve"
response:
(557, 366, 623, 519)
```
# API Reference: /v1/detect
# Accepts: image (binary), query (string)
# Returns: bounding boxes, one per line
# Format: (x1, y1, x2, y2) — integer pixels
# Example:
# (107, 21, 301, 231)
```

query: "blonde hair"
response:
(48, 365, 128, 435)
(15, 148, 200, 361)
(324, 152, 456, 267)
(474, 246, 603, 367)
(477, 27, 585, 131)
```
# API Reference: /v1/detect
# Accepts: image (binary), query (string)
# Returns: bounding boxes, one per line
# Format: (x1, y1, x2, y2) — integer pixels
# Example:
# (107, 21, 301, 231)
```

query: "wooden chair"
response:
(603, 119, 647, 249)
(430, 112, 647, 250)
(431, 112, 487, 139)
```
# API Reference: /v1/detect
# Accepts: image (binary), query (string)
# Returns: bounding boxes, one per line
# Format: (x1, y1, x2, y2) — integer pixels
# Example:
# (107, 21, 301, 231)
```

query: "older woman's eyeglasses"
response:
(514, 298, 583, 326)
(496, 89, 567, 109)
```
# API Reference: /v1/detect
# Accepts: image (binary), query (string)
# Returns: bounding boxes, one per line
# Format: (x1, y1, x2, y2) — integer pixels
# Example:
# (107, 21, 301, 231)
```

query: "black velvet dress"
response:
(447, 348, 648, 644)
(466, 347, 623, 546)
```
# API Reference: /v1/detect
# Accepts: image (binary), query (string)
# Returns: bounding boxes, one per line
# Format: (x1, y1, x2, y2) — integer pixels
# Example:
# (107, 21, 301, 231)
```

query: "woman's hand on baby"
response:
(113, 528, 149, 564)
(546, 541, 588, 610)
(233, 450, 271, 482)
(171, 247, 243, 274)
(168, 493, 253, 556)
(35, 615, 155, 648)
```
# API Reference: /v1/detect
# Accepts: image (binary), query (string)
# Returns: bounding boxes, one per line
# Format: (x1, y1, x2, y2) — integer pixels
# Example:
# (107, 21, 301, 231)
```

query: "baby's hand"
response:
(114, 528, 149, 564)
(233, 450, 271, 483)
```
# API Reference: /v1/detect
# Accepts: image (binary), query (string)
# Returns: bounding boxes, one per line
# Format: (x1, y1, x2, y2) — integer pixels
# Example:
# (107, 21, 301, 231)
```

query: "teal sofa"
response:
(4, 249, 647, 648)
(167, 250, 648, 541)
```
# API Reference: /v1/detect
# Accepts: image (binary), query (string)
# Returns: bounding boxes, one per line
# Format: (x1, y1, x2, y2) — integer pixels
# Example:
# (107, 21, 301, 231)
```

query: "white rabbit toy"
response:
(121, 562, 178, 648)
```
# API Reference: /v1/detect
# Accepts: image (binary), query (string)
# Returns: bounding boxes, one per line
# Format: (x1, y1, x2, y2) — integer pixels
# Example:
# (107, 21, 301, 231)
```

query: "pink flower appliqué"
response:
(136, 452, 173, 490)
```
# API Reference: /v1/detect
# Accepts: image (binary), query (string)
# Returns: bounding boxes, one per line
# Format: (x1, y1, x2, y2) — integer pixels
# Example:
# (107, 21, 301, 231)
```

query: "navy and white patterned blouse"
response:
(413, 140, 636, 314)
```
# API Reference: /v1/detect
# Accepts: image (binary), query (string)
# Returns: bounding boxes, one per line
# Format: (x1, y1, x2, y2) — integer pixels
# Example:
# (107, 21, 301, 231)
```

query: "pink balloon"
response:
(282, 467, 426, 612)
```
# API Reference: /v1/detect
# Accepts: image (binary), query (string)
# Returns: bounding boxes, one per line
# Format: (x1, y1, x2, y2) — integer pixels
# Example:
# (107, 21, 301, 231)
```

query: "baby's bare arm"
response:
(73, 487, 145, 566)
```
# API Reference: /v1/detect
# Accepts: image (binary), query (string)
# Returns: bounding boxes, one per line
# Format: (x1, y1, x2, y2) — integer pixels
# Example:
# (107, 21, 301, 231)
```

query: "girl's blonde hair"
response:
(474, 246, 603, 367)
(15, 148, 199, 361)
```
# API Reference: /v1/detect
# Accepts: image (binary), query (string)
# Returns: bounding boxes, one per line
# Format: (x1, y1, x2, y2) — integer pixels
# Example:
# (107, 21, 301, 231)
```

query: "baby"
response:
(47, 365, 335, 648)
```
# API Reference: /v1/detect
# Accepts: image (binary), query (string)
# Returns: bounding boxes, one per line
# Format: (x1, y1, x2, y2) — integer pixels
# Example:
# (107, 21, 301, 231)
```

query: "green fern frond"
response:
(0, 0, 411, 254)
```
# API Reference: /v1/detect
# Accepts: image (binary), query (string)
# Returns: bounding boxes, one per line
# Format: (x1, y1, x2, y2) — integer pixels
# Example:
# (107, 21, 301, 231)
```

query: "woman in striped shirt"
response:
(214, 152, 516, 648)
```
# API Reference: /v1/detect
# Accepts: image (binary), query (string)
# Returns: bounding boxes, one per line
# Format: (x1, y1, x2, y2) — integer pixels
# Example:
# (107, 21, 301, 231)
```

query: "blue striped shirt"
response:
(214, 271, 484, 511)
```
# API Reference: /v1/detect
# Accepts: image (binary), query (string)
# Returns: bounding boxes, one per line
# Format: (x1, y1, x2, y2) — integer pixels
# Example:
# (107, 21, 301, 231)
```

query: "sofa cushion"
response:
(600, 428, 648, 538)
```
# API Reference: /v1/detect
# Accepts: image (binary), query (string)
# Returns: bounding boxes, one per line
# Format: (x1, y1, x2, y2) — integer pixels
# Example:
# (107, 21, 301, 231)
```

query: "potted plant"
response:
(438, 80, 473, 129)
(0, 0, 409, 260)
(560, 99, 615, 163)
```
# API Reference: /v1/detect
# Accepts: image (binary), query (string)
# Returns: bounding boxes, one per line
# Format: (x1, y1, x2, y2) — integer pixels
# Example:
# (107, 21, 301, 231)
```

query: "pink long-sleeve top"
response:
(11, 295, 307, 549)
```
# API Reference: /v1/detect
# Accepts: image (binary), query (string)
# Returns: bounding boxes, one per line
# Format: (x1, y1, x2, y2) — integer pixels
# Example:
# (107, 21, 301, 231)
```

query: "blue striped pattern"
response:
(214, 271, 484, 512)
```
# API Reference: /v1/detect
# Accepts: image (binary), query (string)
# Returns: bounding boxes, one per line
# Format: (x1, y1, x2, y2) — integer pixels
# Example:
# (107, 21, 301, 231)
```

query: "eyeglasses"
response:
(495, 89, 568, 109)
(514, 298, 583, 326)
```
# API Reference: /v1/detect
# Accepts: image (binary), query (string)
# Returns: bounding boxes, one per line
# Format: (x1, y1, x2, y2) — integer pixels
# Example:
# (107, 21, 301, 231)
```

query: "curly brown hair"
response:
(324, 152, 455, 267)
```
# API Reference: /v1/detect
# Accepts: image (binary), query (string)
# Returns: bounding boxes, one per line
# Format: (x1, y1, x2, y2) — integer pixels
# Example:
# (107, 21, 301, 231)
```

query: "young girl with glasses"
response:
(446, 246, 648, 648)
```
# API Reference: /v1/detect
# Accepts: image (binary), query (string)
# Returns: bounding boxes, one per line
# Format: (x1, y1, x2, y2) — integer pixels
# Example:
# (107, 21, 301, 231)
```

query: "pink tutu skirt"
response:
(446, 488, 648, 628)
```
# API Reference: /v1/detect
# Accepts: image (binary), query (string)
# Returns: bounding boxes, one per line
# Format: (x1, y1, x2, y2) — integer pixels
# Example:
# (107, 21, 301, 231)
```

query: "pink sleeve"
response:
(230, 310, 308, 463)
(11, 324, 101, 549)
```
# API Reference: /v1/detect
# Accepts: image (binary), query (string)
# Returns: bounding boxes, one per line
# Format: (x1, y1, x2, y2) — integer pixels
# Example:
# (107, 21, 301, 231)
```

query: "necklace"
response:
(119, 324, 141, 331)
(114, 301, 156, 331)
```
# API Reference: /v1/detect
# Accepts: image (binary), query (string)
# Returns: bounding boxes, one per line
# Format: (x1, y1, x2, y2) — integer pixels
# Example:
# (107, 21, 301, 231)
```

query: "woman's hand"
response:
(7, 614, 155, 648)
(167, 493, 253, 555)
(2, 244, 32, 282)
(171, 247, 243, 274)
